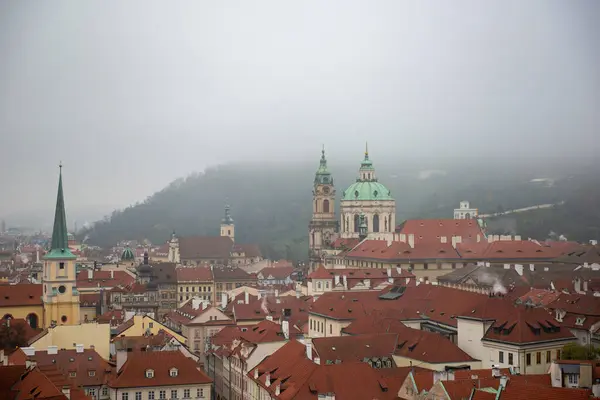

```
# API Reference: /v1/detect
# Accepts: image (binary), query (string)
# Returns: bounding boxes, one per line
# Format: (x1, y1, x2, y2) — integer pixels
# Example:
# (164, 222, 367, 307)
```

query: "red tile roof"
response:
(28, 348, 113, 388)
(0, 284, 42, 307)
(258, 266, 294, 280)
(312, 333, 397, 364)
(76, 270, 135, 289)
(11, 366, 68, 400)
(249, 340, 400, 400)
(79, 293, 101, 307)
(240, 320, 301, 343)
(233, 243, 262, 258)
(112, 331, 173, 351)
(454, 368, 510, 380)
(0, 365, 27, 398)
(399, 219, 485, 244)
(482, 306, 575, 345)
(330, 238, 360, 250)
(175, 266, 213, 282)
(499, 379, 591, 400)
(179, 236, 233, 260)
(343, 240, 412, 261)
(96, 310, 125, 326)
(110, 350, 211, 388)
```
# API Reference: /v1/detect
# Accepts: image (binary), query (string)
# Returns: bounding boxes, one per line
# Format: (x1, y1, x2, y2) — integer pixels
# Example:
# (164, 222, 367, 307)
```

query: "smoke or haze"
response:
(1, 1, 599, 223)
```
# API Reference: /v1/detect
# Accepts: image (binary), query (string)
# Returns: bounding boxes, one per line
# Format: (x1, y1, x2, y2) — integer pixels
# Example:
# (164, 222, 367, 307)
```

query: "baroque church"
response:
(308, 145, 396, 270)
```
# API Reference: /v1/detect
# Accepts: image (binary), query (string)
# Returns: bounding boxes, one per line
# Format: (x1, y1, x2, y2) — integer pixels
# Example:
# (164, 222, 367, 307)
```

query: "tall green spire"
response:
(314, 145, 333, 186)
(46, 163, 75, 259)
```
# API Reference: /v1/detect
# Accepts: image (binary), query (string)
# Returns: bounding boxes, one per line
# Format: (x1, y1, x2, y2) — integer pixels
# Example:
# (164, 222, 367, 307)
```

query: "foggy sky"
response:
(1, 1, 599, 223)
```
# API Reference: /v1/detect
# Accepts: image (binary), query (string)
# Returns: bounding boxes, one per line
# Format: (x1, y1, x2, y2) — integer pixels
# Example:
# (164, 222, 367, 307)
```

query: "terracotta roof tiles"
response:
(110, 350, 211, 388)
(0, 284, 42, 307)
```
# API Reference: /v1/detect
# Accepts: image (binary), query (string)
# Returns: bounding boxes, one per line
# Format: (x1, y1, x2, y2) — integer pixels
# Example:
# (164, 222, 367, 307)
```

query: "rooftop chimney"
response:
(314, 357, 320, 365)
(499, 375, 509, 389)
(191, 298, 201, 310)
(265, 373, 271, 387)
(87, 269, 93, 279)
(334, 275, 340, 286)
(75, 344, 84, 353)
(306, 342, 313, 360)
(514, 264, 523, 276)
(408, 234, 415, 248)
(275, 289, 279, 298)
(47, 346, 58, 355)
(282, 320, 290, 340)
(21, 347, 35, 356)
(221, 293, 228, 309)
(244, 290, 249, 305)
(110, 270, 114, 279)
(202, 301, 208, 310)
(266, 316, 273, 321)
(275, 384, 281, 396)
(342, 275, 348, 290)
(386, 268, 392, 278)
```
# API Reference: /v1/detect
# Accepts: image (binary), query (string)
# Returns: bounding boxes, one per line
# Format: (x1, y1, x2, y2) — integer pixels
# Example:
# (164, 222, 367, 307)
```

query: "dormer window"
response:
(169, 368, 178, 377)
(145, 369, 154, 378)
(576, 317, 585, 326)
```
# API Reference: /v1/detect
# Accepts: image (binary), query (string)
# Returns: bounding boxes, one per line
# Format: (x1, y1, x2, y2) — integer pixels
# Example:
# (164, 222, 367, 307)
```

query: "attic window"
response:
(145, 369, 154, 378)
(88, 370, 96, 377)
(169, 368, 178, 377)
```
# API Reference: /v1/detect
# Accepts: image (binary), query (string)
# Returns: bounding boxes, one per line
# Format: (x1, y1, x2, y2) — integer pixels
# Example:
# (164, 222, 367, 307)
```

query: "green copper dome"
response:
(342, 181, 393, 201)
(121, 247, 135, 261)
(342, 144, 393, 201)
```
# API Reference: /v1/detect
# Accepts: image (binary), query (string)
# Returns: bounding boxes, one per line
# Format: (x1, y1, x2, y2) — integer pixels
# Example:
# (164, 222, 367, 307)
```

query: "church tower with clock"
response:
(308, 147, 338, 271)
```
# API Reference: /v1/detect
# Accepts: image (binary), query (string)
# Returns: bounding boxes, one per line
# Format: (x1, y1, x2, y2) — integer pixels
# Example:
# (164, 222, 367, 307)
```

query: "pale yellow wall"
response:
(393, 355, 481, 371)
(308, 314, 350, 338)
(117, 315, 186, 344)
(482, 340, 573, 374)
(457, 318, 493, 360)
(80, 306, 98, 323)
(30, 323, 111, 360)
(110, 383, 211, 400)
(0, 305, 44, 325)
(43, 257, 80, 327)
(177, 283, 213, 304)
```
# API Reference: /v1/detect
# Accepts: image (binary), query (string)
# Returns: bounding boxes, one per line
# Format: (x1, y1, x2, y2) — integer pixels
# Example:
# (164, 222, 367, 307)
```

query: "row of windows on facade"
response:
(309, 318, 337, 336)
(120, 388, 205, 400)
(342, 214, 392, 233)
(341, 259, 459, 270)
(216, 282, 246, 290)
(498, 349, 561, 366)
(180, 295, 211, 302)
(179, 286, 212, 292)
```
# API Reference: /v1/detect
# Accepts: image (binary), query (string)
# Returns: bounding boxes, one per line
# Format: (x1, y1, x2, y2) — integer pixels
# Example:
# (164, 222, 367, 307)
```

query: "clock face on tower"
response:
(323, 187, 330, 194)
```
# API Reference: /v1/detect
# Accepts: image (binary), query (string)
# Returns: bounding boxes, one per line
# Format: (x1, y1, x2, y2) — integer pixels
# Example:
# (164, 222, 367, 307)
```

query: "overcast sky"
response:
(1, 1, 599, 222)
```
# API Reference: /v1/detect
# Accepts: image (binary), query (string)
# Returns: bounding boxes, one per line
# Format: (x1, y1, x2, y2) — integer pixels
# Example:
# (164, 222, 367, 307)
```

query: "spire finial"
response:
(59, 161, 63, 172)
(365, 142, 369, 159)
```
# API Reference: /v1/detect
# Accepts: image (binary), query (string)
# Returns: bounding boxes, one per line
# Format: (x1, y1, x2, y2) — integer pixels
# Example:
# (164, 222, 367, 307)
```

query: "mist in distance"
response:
(0, 1, 598, 225)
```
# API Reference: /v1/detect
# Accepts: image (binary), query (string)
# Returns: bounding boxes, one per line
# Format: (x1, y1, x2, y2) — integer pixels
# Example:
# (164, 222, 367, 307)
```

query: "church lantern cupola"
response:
(220, 202, 235, 242)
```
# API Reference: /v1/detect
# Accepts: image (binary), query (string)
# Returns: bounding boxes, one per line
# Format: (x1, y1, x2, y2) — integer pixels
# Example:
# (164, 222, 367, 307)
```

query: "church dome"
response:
(342, 144, 394, 201)
(342, 181, 393, 201)
(121, 247, 135, 261)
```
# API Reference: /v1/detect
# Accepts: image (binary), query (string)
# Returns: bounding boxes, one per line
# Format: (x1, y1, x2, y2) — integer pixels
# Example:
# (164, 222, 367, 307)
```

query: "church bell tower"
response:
(42, 164, 80, 327)
(309, 146, 338, 271)
(220, 203, 235, 242)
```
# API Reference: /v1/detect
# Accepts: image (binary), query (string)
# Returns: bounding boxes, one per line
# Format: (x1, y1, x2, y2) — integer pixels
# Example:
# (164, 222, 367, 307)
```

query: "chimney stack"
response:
(342, 275, 347, 290)
(306, 342, 312, 360)
(87, 269, 93, 279)
(192, 298, 201, 310)
(21, 347, 35, 356)
(408, 234, 415, 248)
(221, 293, 228, 309)
(244, 289, 249, 305)
(110, 270, 114, 279)
(47, 346, 58, 355)
(282, 320, 289, 340)
(75, 344, 84, 353)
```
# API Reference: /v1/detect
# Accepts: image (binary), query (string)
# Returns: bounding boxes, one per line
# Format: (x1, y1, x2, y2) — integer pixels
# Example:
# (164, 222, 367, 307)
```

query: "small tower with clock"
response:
(308, 146, 338, 271)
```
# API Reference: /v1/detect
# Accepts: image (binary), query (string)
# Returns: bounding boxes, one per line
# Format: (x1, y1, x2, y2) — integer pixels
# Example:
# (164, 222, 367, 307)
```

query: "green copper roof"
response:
(359, 143, 374, 171)
(121, 247, 135, 261)
(46, 165, 76, 260)
(222, 203, 234, 224)
(342, 181, 393, 201)
(314, 146, 333, 186)
(342, 145, 393, 201)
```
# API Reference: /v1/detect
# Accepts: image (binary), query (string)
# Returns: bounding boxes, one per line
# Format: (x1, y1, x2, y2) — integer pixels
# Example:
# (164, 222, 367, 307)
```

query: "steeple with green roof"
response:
(314, 145, 333, 186)
(45, 164, 76, 259)
(222, 203, 234, 225)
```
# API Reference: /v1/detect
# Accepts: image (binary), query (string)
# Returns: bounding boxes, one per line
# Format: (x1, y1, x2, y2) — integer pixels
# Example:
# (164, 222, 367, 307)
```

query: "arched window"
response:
(323, 199, 330, 213)
(373, 214, 380, 232)
(354, 214, 360, 232)
(26, 313, 39, 329)
(465, 213, 471, 219)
